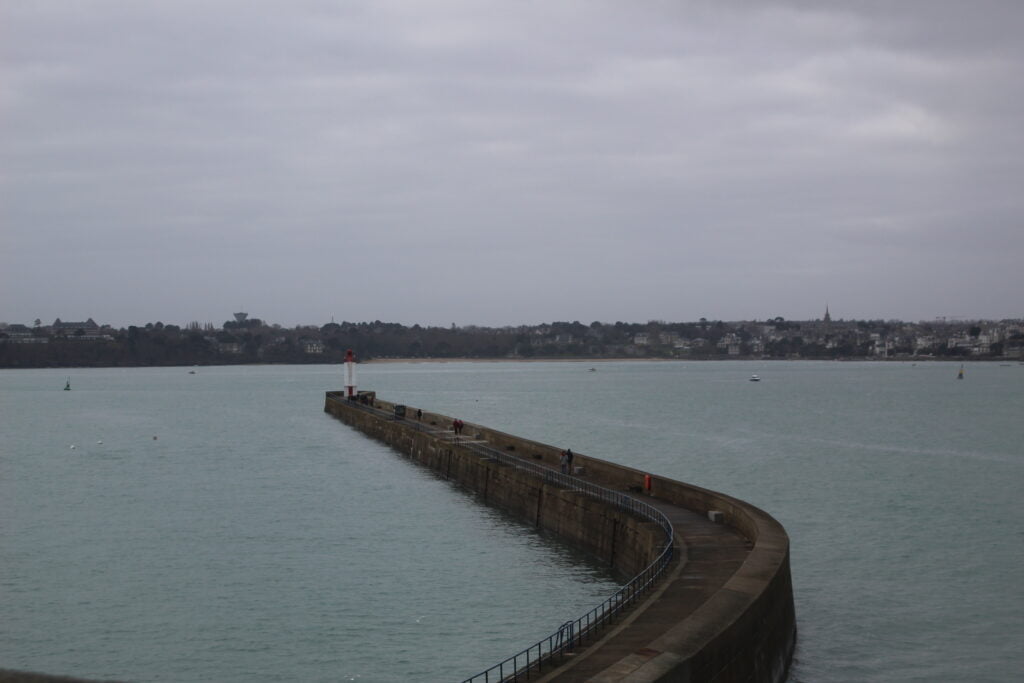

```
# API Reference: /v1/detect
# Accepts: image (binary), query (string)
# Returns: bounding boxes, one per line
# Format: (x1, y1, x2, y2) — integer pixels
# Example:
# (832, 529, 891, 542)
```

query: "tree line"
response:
(1, 317, 1019, 368)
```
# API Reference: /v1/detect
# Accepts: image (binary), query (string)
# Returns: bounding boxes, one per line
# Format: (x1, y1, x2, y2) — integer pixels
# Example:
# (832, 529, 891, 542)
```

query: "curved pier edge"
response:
(325, 392, 796, 683)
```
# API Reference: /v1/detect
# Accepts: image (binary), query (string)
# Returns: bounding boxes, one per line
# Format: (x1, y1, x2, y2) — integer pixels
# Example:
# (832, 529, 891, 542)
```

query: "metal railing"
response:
(325, 394, 676, 682)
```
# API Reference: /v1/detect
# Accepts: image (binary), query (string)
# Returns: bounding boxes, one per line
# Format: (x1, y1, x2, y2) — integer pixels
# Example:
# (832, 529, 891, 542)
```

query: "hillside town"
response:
(1, 310, 1022, 368)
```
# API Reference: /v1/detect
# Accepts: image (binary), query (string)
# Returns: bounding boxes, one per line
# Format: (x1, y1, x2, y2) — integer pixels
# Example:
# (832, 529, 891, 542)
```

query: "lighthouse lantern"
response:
(344, 349, 357, 397)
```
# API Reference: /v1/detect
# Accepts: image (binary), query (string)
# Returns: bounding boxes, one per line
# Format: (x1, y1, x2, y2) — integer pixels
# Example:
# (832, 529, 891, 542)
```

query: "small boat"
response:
(749, 374, 761, 382)
(64, 377, 71, 391)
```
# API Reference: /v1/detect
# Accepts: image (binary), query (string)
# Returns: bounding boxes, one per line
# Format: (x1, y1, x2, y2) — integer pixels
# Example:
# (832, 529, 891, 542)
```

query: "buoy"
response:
(152, 435, 158, 440)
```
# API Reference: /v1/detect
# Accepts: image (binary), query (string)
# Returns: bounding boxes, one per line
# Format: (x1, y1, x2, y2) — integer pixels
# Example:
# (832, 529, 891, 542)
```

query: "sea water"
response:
(2, 361, 1022, 682)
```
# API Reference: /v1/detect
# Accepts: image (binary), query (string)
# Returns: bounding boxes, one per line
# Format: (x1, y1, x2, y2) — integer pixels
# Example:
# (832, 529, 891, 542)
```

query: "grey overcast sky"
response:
(2, 1, 1022, 328)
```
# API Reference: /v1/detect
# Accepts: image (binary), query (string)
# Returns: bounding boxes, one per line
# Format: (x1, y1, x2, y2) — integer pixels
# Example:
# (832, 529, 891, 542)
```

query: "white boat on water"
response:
(749, 374, 761, 382)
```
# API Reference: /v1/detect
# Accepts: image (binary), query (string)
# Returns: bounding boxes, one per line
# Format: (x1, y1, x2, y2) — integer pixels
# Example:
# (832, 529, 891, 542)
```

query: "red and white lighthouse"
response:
(344, 349, 357, 397)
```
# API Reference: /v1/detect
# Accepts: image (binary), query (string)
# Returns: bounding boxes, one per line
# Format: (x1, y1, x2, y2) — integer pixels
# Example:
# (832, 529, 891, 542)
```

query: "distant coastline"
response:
(2, 315, 1021, 368)
(1, 357, 1010, 371)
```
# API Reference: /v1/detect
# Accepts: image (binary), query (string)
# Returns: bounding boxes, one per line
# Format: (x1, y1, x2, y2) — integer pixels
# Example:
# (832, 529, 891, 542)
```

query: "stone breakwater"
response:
(325, 391, 796, 682)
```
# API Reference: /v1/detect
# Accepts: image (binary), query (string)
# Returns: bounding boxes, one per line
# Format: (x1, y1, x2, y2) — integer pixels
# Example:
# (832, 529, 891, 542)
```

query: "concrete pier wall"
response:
(324, 393, 796, 682)
(324, 395, 667, 580)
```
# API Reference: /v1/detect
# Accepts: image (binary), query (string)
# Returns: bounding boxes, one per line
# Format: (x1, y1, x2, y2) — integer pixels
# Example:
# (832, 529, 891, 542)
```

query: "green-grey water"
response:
(2, 361, 1022, 682)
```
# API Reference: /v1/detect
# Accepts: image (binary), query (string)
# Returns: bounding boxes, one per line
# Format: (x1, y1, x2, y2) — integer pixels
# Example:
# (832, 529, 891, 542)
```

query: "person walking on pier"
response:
(560, 450, 569, 474)
(566, 448, 574, 474)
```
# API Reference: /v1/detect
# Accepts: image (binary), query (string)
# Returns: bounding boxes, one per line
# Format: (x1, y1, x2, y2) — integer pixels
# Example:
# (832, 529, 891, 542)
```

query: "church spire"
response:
(824, 304, 831, 323)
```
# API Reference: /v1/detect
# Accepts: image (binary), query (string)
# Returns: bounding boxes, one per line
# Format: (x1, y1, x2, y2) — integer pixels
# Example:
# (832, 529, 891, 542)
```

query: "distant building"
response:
(52, 318, 99, 333)
(3, 324, 33, 337)
(915, 336, 938, 352)
(717, 333, 742, 355)
(1, 336, 49, 344)
(302, 340, 325, 354)
(1, 324, 49, 344)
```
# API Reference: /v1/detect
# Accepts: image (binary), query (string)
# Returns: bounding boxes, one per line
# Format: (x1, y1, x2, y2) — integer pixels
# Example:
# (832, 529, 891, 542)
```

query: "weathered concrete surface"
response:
(325, 393, 796, 683)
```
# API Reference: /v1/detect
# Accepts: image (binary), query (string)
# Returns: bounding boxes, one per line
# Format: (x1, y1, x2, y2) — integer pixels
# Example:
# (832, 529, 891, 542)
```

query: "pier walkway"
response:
(539, 498, 750, 681)
(441, 431, 753, 681)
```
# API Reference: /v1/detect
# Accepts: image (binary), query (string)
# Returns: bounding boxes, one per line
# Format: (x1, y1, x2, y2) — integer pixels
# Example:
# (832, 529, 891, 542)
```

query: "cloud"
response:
(1, 1, 1022, 327)
(848, 103, 952, 144)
